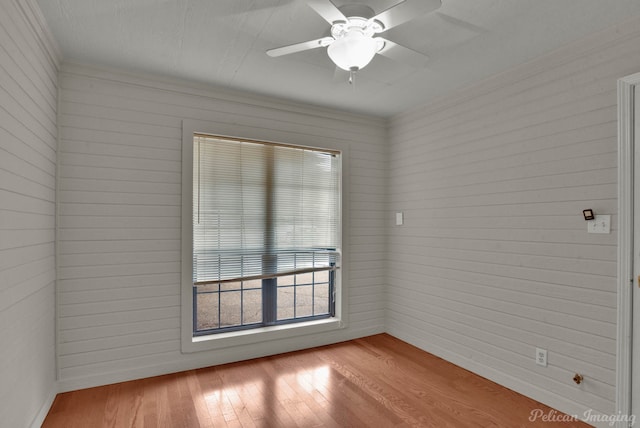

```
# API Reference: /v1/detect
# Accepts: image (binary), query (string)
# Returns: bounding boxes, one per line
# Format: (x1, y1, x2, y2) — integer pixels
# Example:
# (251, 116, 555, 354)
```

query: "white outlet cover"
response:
(536, 348, 547, 367)
(587, 215, 610, 234)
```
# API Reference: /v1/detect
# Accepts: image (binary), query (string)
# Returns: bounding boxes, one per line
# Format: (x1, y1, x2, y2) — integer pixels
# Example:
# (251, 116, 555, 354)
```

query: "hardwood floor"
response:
(43, 334, 589, 427)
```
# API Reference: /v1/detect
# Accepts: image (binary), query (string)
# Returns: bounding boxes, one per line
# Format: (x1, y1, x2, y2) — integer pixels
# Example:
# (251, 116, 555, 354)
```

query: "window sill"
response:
(182, 318, 344, 353)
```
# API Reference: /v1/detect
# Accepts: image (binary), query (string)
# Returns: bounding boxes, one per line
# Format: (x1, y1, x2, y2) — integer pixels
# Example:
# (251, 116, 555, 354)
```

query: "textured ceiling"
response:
(37, 0, 640, 117)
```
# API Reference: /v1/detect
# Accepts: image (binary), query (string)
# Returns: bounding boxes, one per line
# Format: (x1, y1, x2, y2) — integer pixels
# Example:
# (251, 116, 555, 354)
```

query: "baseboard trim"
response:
(387, 329, 617, 428)
(42, 327, 619, 427)
(29, 385, 58, 428)
(57, 326, 383, 393)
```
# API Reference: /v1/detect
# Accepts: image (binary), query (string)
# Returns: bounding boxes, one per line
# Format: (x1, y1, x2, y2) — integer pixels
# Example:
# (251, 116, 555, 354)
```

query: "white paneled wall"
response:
(0, 0, 59, 426)
(10, 0, 640, 422)
(387, 17, 640, 419)
(56, 63, 387, 391)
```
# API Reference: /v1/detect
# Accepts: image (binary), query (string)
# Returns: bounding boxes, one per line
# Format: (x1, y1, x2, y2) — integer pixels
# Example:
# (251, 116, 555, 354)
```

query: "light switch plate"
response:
(587, 215, 610, 234)
(395, 212, 404, 226)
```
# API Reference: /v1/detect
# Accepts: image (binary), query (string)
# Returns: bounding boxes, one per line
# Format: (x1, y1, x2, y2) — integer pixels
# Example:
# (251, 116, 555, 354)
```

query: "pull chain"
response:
(348, 67, 358, 86)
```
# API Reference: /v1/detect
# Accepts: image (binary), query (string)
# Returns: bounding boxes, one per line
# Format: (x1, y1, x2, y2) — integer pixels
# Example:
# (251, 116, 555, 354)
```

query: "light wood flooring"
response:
(43, 334, 589, 427)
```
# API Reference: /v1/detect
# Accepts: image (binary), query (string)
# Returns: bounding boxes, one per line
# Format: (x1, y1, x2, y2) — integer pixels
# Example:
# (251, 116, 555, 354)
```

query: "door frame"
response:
(617, 72, 640, 422)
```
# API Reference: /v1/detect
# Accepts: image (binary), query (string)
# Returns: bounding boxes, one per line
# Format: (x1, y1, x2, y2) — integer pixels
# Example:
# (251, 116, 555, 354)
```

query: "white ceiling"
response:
(37, 0, 640, 117)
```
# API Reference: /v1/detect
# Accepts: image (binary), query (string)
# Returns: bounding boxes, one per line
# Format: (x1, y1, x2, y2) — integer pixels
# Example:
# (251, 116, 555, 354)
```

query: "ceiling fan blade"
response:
(307, 0, 347, 24)
(375, 38, 428, 68)
(267, 37, 334, 57)
(372, 0, 441, 31)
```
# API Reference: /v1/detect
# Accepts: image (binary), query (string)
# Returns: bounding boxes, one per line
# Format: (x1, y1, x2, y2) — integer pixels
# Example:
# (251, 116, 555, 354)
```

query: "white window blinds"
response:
(193, 135, 341, 284)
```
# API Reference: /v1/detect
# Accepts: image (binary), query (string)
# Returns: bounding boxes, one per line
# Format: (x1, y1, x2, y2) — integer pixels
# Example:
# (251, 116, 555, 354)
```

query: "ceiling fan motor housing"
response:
(328, 14, 385, 71)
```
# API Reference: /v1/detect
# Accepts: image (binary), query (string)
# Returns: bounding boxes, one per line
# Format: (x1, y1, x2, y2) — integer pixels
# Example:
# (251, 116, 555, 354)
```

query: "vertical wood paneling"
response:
(0, 0, 59, 426)
(387, 17, 640, 420)
(56, 63, 387, 391)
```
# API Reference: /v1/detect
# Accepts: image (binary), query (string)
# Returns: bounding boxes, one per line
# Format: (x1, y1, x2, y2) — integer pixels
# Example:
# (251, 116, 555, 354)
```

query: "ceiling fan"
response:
(266, 0, 442, 83)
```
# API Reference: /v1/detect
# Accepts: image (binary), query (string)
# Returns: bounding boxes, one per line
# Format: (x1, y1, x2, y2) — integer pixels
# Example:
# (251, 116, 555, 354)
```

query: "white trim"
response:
(181, 120, 195, 352)
(28, 385, 57, 428)
(390, 331, 608, 425)
(180, 119, 349, 354)
(617, 72, 640, 427)
(190, 318, 344, 352)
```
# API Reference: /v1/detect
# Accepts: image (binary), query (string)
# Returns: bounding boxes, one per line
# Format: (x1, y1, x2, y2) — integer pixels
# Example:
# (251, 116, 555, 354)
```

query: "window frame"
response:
(181, 120, 347, 353)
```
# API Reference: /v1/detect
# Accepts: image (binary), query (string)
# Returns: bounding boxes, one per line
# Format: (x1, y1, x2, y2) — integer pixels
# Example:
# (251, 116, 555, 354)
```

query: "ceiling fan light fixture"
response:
(267, 0, 441, 77)
(327, 30, 378, 71)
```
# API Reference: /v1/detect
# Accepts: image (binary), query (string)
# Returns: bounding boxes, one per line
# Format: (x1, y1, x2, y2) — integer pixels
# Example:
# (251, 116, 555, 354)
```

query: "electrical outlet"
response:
(536, 348, 547, 367)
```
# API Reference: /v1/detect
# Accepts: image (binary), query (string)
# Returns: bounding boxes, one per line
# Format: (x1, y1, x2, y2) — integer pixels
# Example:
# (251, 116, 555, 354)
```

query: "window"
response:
(188, 133, 342, 339)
